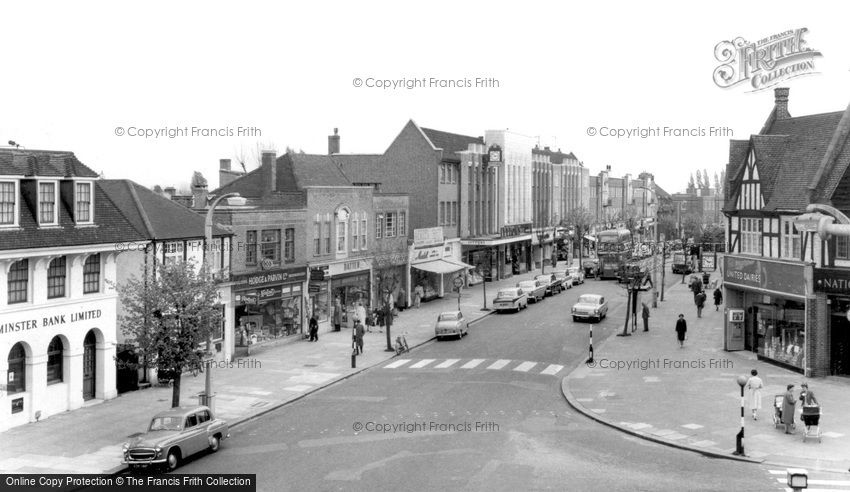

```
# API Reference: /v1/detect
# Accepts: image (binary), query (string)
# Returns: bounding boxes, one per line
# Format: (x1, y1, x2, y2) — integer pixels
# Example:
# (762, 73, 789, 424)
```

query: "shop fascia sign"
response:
(410, 243, 452, 264)
(233, 267, 307, 290)
(723, 256, 808, 297)
(327, 257, 372, 277)
(501, 222, 532, 238)
(413, 227, 444, 247)
(0, 308, 103, 335)
(814, 268, 850, 294)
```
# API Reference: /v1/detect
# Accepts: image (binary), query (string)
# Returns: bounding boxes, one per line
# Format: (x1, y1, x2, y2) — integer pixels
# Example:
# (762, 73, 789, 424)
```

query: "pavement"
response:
(0, 263, 555, 475)
(562, 268, 850, 473)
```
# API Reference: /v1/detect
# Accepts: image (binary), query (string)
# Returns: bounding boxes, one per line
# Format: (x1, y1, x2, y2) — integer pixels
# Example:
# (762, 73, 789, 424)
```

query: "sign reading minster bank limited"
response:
(0, 309, 103, 335)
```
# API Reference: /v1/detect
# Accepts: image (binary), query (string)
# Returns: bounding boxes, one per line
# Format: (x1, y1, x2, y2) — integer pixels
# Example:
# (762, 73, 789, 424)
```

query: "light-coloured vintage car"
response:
(123, 405, 230, 471)
(517, 280, 546, 303)
(567, 266, 585, 285)
(572, 294, 609, 322)
(493, 287, 528, 313)
(552, 269, 573, 289)
(435, 311, 469, 340)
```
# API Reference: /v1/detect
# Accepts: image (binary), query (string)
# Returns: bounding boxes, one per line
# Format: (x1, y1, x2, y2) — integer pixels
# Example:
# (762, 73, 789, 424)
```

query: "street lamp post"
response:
(733, 375, 748, 456)
(203, 192, 242, 412)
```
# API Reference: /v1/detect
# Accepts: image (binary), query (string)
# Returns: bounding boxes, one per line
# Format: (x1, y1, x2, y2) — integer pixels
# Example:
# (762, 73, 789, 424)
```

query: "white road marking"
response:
(409, 359, 436, 369)
(435, 359, 460, 369)
(487, 359, 511, 370)
(540, 364, 564, 375)
(513, 361, 537, 372)
(461, 359, 485, 369)
(384, 359, 411, 369)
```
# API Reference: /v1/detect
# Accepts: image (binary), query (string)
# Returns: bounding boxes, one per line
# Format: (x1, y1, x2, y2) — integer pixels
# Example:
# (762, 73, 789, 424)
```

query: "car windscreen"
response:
(438, 313, 459, 321)
(497, 290, 518, 298)
(149, 416, 182, 431)
(518, 282, 535, 288)
(577, 295, 598, 304)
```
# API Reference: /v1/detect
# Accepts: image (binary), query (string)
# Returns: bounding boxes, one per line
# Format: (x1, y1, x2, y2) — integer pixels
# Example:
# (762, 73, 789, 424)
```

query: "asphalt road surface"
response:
(175, 262, 780, 491)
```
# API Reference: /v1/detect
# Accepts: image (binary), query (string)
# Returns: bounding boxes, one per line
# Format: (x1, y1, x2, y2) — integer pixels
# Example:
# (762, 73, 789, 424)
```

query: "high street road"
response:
(175, 259, 779, 491)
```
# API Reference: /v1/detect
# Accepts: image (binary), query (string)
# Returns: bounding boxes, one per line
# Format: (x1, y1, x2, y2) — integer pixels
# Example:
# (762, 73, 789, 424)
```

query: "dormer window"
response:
(0, 181, 17, 226)
(39, 181, 58, 225)
(75, 182, 93, 223)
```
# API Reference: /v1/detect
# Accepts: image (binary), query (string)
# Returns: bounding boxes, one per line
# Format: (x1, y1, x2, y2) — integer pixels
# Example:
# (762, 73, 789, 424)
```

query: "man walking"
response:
(695, 290, 706, 318)
(354, 321, 365, 355)
(675, 314, 687, 348)
(641, 302, 650, 332)
(308, 315, 319, 342)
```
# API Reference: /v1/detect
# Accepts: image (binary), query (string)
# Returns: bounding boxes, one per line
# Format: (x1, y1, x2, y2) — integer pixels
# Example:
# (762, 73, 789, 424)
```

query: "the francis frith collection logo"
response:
(713, 28, 822, 91)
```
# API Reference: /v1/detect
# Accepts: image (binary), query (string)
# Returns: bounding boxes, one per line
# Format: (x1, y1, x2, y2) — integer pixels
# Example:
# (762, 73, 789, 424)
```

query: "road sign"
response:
(453, 276, 464, 289)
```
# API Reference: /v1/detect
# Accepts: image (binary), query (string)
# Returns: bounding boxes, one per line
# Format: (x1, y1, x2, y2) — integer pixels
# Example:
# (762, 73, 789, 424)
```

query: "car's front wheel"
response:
(209, 435, 221, 453)
(165, 449, 180, 471)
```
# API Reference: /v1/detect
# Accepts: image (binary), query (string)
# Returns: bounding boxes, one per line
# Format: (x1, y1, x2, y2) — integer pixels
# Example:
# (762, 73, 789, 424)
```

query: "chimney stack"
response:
(774, 87, 791, 119)
(219, 159, 231, 171)
(163, 186, 176, 199)
(328, 128, 340, 155)
(191, 172, 209, 208)
(262, 151, 277, 193)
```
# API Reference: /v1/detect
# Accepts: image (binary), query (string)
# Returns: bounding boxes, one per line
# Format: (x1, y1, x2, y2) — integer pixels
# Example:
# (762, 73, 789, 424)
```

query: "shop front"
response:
(233, 266, 306, 354)
(326, 258, 372, 329)
(723, 256, 812, 374)
(462, 224, 533, 282)
(814, 268, 850, 375)
(409, 240, 471, 302)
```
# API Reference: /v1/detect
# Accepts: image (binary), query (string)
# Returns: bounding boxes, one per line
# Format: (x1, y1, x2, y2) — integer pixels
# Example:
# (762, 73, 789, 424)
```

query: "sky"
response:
(1, 1, 848, 194)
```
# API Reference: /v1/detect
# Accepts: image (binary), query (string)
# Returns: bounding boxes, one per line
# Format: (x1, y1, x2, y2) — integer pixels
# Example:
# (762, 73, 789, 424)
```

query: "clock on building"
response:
(488, 145, 502, 163)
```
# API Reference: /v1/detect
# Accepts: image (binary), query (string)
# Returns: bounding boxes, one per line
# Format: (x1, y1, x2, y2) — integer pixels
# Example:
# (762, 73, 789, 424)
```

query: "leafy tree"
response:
(681, 212, 706, 242)
(687, 173, 696, 193)
(695, 171, 704, 190)
(116, 260, 223, 408)
(563, 206, 595, 269)
(617, 205, 643, 249)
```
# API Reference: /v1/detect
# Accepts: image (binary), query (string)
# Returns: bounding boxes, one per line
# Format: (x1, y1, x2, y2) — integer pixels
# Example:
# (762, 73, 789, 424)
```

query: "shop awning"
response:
(584, 235, 597, 242)
(412, 259, 474, 274)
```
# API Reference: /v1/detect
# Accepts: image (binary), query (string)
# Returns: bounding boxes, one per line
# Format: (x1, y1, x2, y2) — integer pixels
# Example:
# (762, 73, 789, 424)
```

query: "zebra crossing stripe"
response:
(513, 361, 537, 372)
(487, 359, 511, 370)
(409, 359, 436, 369)
(435, 359, 460, 369)
(384, 359, 411, 369)
(460, 359, 485, 369)
(540, 364, 564, 375)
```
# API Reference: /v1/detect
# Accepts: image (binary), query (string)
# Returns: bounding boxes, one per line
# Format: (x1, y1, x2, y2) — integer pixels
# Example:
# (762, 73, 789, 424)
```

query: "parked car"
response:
(571, 294, 609, 322)
(517, 280, 546, 303)
(493, 287, 528, 313)
(123, 405, 230, 471)
(435, 311, 469, 340)
(535, 274, 562, 295)
(567, 266, 585, 285)
(552, 269, 573, 290)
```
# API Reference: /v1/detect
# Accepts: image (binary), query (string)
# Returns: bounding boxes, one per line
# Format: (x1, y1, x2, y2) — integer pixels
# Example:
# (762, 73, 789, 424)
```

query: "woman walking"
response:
(675, 314, 687, 348)
(746, 369, 763, 420)
(713, 286, 723, 311)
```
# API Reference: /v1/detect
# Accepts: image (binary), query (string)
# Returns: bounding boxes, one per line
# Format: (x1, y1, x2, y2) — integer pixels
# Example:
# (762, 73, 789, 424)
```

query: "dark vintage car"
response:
(517, 280, 546, 303)
(535, 274, 563, 296)
(123, 405, 230, 471)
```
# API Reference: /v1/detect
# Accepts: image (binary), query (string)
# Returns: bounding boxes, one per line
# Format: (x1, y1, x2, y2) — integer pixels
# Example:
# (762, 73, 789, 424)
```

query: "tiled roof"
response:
(331, 154, 384, 184)
(0, 149, 100, 178)
(653, 183, 671, 200)
(0, 181, 146, 251)
(420, 127, 483, 158)
(211, 152, 351, 197)
(99, 180, 231, 240)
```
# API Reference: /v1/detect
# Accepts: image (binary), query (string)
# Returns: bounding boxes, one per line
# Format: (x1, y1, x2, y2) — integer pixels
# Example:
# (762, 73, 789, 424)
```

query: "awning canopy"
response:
(412, 258, 474, 274)
(584, 235, 597, 242)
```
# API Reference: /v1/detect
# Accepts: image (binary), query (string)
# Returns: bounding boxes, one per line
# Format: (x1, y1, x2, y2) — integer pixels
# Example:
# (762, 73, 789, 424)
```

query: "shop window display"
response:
(756, 301, 805, 369)
(236, 287, 303, 347)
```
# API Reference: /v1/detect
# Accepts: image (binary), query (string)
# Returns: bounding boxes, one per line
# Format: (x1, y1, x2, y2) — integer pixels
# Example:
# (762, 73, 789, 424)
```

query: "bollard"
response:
(351, 349, 357, 369)
(587, 325, 594, 364)
(733, 375, 747, 456)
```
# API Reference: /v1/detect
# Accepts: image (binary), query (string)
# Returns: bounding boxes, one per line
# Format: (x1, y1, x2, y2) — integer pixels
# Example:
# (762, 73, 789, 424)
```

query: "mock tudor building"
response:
(723, 87, 850, 377)
(0, 150, 144, 431)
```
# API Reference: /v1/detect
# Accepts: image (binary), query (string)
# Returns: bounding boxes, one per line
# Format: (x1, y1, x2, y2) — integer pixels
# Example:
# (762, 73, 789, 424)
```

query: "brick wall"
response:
(808, 291, 830, 377)
(227, 208, 307, 274)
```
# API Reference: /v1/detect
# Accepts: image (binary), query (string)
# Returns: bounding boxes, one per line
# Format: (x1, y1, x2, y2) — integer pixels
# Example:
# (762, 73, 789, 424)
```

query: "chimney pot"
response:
(262, 151, 277, 193)
(328, 128, 341, 155)
(219, 159, 231, 171)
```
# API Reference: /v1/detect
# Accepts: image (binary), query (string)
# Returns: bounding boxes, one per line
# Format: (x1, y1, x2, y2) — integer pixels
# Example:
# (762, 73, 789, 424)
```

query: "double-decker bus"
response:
(596, 229, 632, 279)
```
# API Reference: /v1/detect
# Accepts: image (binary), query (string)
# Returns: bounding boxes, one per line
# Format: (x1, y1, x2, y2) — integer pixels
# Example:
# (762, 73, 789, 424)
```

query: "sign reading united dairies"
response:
(713, 28, 822, 91)
(0, 309, 102, 334)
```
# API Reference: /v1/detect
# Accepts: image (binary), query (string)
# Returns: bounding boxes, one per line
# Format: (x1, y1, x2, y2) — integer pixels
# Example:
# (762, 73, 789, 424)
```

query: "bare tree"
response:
(563, 206, 596, 270)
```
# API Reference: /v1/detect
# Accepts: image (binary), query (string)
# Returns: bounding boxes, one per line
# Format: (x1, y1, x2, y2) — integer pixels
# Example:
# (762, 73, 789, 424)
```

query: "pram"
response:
(773, 395, 795, 430)
(801, 404, 822, 443)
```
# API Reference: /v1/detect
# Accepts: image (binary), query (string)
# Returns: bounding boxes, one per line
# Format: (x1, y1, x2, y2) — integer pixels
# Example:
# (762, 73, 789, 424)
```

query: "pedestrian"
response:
(356, 301, 368, 332)
(675, 314, 687, 348)
(799, 382, 819, 406)
(414, 284, 424, 308)
(782, 384, 796, 434)
(746, 369, 763, 420)
(695, 291, 706, 318)
(641, 302, 650, 332)
(354, 321, 365, 355)
(385, 303, 394, 334)
(713, 286, 723, 311)
(398, 288, 408, 311)
(333, 297, 342, 332)
(308, 315, 319, 342)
